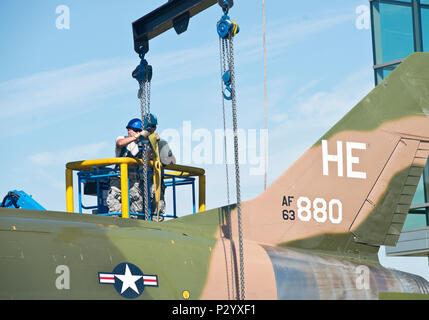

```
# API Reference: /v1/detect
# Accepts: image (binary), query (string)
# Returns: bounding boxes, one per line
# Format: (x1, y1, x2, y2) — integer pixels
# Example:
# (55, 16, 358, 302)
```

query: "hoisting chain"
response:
(219, 37, 231, 208)
(133, 50, 152, 221)
(139, 81, 151, 221)
(217, 0, 245, 301)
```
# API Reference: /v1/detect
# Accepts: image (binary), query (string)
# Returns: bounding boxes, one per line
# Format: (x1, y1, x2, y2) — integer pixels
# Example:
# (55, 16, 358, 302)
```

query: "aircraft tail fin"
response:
(238, 53, 429, 259)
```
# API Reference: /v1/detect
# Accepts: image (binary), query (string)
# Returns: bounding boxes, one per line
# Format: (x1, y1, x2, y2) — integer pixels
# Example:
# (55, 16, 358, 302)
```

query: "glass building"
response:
(370, 0, 429, 256)
(371, 0, 429, 85)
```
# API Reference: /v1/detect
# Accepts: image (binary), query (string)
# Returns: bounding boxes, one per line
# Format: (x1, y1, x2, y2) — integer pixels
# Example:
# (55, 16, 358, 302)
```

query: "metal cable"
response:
(263, 0, 268, 191)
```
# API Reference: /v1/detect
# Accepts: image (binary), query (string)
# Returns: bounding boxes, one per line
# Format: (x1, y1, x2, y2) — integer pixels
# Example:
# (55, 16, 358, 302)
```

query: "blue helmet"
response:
(126, 118, 142, 131)
(143, 113, 158, 130)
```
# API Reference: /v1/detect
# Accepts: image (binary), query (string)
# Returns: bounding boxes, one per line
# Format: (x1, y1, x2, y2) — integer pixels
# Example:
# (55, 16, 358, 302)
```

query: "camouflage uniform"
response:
(106, 173, 145, 214)
(106, 136, 146, 216)
(106, 135, 175, 218)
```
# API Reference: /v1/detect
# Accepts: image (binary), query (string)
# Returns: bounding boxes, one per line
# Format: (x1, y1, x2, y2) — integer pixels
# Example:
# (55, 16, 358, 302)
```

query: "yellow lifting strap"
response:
(149, 133, 162, 222)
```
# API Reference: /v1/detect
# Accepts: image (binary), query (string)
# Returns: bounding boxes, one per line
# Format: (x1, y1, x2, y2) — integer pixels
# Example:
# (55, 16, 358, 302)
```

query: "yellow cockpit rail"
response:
(65, 158, 205, 219)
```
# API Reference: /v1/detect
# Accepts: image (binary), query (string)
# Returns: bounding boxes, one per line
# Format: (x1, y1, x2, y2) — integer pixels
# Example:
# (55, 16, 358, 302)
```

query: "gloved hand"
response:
(134, 130, 150, 140)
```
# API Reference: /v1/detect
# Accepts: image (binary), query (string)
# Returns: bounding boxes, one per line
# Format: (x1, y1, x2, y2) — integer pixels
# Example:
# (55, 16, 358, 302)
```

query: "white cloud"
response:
(292, 79, 322, 99)
(297, 69, 372, 118)
(270, 112, 288, 124)
(29, 141, 109, 166)
(0, 58, 135, 121)
(32, 168, 65, 191)
(234, 12, 356, 64)
(0, 9, 356, 124)
(270, 67, 373, 137)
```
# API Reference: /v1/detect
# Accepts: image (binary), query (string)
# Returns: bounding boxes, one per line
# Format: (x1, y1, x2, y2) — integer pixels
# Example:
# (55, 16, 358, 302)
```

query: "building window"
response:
(371, 0, 428, 84)
(378, 3, 414, 63)
(404, 164, 429, 230)
(422, 8, 429, 51)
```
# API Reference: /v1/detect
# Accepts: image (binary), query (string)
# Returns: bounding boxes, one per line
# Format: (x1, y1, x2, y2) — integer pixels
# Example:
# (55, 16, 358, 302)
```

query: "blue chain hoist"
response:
(217, 0, 240, 38)
(217, 0, 245, 301)
(217, 0, 239, 101)
(132, 46, 153, 85)
(132, 46, 153, 221)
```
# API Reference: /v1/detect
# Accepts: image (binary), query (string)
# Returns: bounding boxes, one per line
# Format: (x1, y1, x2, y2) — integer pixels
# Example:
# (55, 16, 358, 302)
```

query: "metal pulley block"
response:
(217, 0, 238, 38)
(133, 46, 153, 85)
(217, 14, 239, 39)
(132, 50, 152, 84)
(132, 58, 153, 85)
(222, 70, 232, 100)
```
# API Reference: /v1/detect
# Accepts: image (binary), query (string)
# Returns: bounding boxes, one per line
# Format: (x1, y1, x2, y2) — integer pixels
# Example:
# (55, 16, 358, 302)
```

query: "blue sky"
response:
(1, 0, 428, 281)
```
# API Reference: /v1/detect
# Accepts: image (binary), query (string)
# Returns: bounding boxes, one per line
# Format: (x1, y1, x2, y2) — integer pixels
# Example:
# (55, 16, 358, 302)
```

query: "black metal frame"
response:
(132, 0, 217, 54)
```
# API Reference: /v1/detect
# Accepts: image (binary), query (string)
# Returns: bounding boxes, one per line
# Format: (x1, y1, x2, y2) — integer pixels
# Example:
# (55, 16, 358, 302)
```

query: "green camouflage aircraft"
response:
(2, 52, 429, 300)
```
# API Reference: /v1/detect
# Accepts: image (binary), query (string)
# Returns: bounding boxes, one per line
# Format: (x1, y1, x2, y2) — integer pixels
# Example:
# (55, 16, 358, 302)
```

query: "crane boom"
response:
(132, 0, 217, 54)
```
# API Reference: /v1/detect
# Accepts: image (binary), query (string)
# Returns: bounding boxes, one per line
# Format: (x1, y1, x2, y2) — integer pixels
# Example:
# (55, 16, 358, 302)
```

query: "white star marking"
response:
(115, 264, 143, 294)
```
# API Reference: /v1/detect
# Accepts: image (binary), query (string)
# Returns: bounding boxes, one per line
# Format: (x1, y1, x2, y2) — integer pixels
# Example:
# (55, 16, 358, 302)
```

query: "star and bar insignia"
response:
(98, 262, 158, 299)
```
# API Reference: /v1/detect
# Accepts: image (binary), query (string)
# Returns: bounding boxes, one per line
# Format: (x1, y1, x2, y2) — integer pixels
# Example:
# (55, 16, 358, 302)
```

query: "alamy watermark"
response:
(355, 265, 370, 290)
(56, 5, 70, 30)
(55, 265, 70, 290)
(159, 121, 268, 176)
(355, 5, 370, 30)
